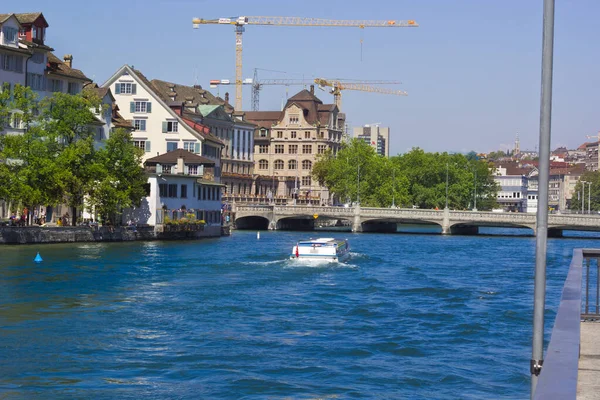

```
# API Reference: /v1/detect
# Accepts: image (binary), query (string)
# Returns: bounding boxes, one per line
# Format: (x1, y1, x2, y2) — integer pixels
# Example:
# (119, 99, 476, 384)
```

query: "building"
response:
(101, 65, 224, 171)
(244, 87, 345, 204)
(148, 79, 256, 198)
(585, 142, 598, 171)
(122, 149, 223, 237)
(494, 165, 529, 212)
(353, 125, 390, 157)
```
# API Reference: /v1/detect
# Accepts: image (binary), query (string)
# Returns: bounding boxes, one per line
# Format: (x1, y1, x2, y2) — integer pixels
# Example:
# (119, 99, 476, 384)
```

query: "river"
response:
(0, 230, 597, 399)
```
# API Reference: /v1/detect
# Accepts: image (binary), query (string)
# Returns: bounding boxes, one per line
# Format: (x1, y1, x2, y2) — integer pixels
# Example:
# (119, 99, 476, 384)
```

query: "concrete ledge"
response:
(0, 225, 220, 245)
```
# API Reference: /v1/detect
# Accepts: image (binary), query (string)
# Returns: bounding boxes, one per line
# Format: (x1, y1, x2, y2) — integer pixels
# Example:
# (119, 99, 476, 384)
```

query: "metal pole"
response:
(588, 182, 591, 214)
(392, 168, 395, 207)
(582, 182, 586, 214)
(474, 167, 478, 211)
(531, 0, 555, 396)
(445, 162, 449, 209)
(357, 164, 360, 204)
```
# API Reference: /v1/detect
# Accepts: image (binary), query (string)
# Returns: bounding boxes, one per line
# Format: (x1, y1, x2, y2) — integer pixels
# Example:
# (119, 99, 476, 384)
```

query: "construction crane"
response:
(586, 131, 600, 142)
(192, 16, 419, 111)
(314, 78, 407, 109)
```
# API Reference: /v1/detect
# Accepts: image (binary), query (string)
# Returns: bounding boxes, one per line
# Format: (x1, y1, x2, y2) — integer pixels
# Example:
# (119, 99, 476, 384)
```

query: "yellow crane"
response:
(192, 16, 418, 111)
(314, 78, 407, 109)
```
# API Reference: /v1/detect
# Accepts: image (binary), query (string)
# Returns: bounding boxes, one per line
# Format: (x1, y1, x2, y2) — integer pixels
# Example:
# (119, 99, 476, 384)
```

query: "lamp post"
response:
(391, 168, 396, 208)
(357, 163, 361, 205)
(293, 152, 299, 206)
(473, 166, 478, 211)
(445, 162, 449, 210)
(587, 181, 592, 214)
(581, 181, 587, 214)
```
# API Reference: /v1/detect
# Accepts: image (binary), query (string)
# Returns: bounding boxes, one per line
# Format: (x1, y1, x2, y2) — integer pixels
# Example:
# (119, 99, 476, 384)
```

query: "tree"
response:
(87, 128, 147, 223)
(570, 171, 600, 213)
(37, 92, 103, 225)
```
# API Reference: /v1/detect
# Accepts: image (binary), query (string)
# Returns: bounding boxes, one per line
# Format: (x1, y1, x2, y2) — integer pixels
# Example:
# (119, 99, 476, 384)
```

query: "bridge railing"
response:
(533, 248, 600, 399)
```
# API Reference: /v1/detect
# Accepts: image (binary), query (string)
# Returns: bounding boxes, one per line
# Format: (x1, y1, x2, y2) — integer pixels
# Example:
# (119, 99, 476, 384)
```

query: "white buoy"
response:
(257, 232, 260, 239)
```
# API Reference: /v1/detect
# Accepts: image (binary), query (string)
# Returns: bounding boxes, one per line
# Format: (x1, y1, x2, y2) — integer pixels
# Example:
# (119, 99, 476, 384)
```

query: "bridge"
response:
(232, 204, 600, 236)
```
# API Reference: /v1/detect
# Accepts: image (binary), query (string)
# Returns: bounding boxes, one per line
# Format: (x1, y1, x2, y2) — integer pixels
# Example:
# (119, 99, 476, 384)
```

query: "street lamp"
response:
(473, 166, 478, 211)
(445, 162, 449, 210)
(357, 163, 361, 205)
(587, 181, 592, 214)
(391, 168, 396, 208)
(581, 181, 587, 214)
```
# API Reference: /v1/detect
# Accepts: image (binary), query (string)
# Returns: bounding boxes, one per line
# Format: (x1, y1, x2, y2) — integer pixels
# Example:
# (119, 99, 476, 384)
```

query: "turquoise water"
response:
(0, 231, 595, 399)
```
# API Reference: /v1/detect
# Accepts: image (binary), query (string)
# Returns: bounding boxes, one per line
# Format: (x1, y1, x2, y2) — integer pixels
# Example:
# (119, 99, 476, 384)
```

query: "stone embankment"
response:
(0, 225, 221, 245)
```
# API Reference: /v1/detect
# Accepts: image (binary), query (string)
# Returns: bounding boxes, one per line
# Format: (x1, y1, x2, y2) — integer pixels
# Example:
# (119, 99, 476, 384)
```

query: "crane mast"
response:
(192, 16, 418, 110)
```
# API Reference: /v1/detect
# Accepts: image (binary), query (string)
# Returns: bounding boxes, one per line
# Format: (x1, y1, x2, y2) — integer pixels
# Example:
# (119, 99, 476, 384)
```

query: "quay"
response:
(533, 249, 600, 399)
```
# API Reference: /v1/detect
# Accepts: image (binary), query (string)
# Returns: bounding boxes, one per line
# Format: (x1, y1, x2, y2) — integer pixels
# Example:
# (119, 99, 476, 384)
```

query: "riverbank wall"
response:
(0, 225, 222, 245)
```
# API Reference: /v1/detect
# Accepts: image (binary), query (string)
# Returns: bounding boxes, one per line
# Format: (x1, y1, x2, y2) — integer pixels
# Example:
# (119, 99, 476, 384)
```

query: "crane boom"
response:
(192, 16, 418, 110)
(194, 16, 418, 28)
(314, 78, 407, 109)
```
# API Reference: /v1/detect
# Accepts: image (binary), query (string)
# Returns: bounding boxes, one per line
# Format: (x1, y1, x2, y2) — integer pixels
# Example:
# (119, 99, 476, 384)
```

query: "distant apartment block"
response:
(353, 125, 390, 157)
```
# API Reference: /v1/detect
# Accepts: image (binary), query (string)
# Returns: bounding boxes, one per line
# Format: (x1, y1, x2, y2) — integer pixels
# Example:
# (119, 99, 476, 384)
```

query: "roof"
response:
(19, 39, 53, 52)
(283, 89, 338, 126)
(83, 83, 113, 101)
(244, 111, 282, 129)
(180, 116, 224, 146)
(15, 12, 48, 27)
(288, 89, 323, 104)
(196, 104, 221, 116)
(0, 13, 15, 24)
(150, 79, 234, 113)
(145, 149, 215, 166)
(46, 53, 91, 81)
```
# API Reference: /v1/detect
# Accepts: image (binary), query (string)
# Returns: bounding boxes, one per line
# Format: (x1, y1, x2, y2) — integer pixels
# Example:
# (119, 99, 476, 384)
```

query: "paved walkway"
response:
(578, 321, 600, 399)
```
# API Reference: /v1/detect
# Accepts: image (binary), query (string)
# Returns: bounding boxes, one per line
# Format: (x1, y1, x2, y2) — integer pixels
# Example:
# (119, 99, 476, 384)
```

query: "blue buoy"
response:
(34, 252, 43, 263)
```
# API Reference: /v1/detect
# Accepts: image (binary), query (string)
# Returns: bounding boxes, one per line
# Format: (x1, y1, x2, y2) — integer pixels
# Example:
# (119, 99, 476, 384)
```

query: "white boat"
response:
(291, 238, 350, 262)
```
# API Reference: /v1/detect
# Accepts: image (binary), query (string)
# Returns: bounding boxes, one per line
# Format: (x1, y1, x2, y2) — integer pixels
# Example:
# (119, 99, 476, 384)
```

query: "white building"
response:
(101, 65, 224, 173)
(123, 149, 223, 236)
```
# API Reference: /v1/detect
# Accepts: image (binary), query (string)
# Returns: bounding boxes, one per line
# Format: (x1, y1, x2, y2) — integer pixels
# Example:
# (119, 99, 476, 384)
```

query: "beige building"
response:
(353, 125, 390, 157)
(244, 87, 345, 204)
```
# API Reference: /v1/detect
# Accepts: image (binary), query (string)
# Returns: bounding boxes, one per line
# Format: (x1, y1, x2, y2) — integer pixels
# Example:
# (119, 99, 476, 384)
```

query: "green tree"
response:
(571, 172, 600, 213)
(37, 92, 103, 225)
(87, 128, 147, 223)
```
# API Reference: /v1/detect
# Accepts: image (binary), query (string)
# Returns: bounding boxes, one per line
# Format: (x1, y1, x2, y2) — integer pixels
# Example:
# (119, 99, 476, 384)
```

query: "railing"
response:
(582, 254, 600, 320)
(533, 249, 600, 399)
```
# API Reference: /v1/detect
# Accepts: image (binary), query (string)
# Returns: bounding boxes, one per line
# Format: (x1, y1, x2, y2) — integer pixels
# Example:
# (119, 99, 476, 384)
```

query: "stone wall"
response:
(0, 225, 221, 245)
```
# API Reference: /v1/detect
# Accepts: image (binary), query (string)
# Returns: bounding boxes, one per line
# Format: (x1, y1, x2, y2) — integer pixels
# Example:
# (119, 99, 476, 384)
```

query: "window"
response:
(275, 144, 284, 154)
(288, 160, 297, 170)
(3, 27, 18, 44)
(163, 121, 178, 133)
(168, 184, 178, 198)
(274, 160, 284, 170)
(133, 140, 146, 151)
(302, 176, 311, 186)
(11, 113, 22, 129)
(167, 142, 178, 151)
(259, 159, 268, 170)
(289, 144, 298, 154)
(162, 165, 172, 174)
(184, 141, 199, 153)
(259, 145, 268, 153)
(47, 78, 62, 92)
(131, 101, 152, 113)
(302, 144, 312, 154)
(188, 165, 198, 175)
(277, 131, 283, 138)
(1, 54, 23, 72)
(302, 160, 312, 170)
(259, 129, 268, 137)
(289, 115, 299, 124)
(67, 82, 79, 95)
(134, 119, 146, 131)
(304, 131, 311, 139)
(159, 183, 168, 197)
(318, 144, 327, 154)
(290, 131, 297, 139)
(115, 82, 136, 95)
(181, 185, 188, 198)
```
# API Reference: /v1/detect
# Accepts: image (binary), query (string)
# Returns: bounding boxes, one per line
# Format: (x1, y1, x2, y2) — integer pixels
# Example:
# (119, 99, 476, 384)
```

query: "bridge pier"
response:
(451, 225, 479, 235)
(548, 228, 563, 238)
(442, 208, 450, 235)
(352, 204, 362, 233)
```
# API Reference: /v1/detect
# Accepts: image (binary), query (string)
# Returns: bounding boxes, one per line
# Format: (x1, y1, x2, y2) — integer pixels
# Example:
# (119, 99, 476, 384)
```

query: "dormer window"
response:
(289, 115, 299, 124)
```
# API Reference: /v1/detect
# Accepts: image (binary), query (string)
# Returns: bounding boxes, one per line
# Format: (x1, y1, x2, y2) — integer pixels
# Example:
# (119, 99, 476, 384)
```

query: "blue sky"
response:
(10, 0, 600, 155)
